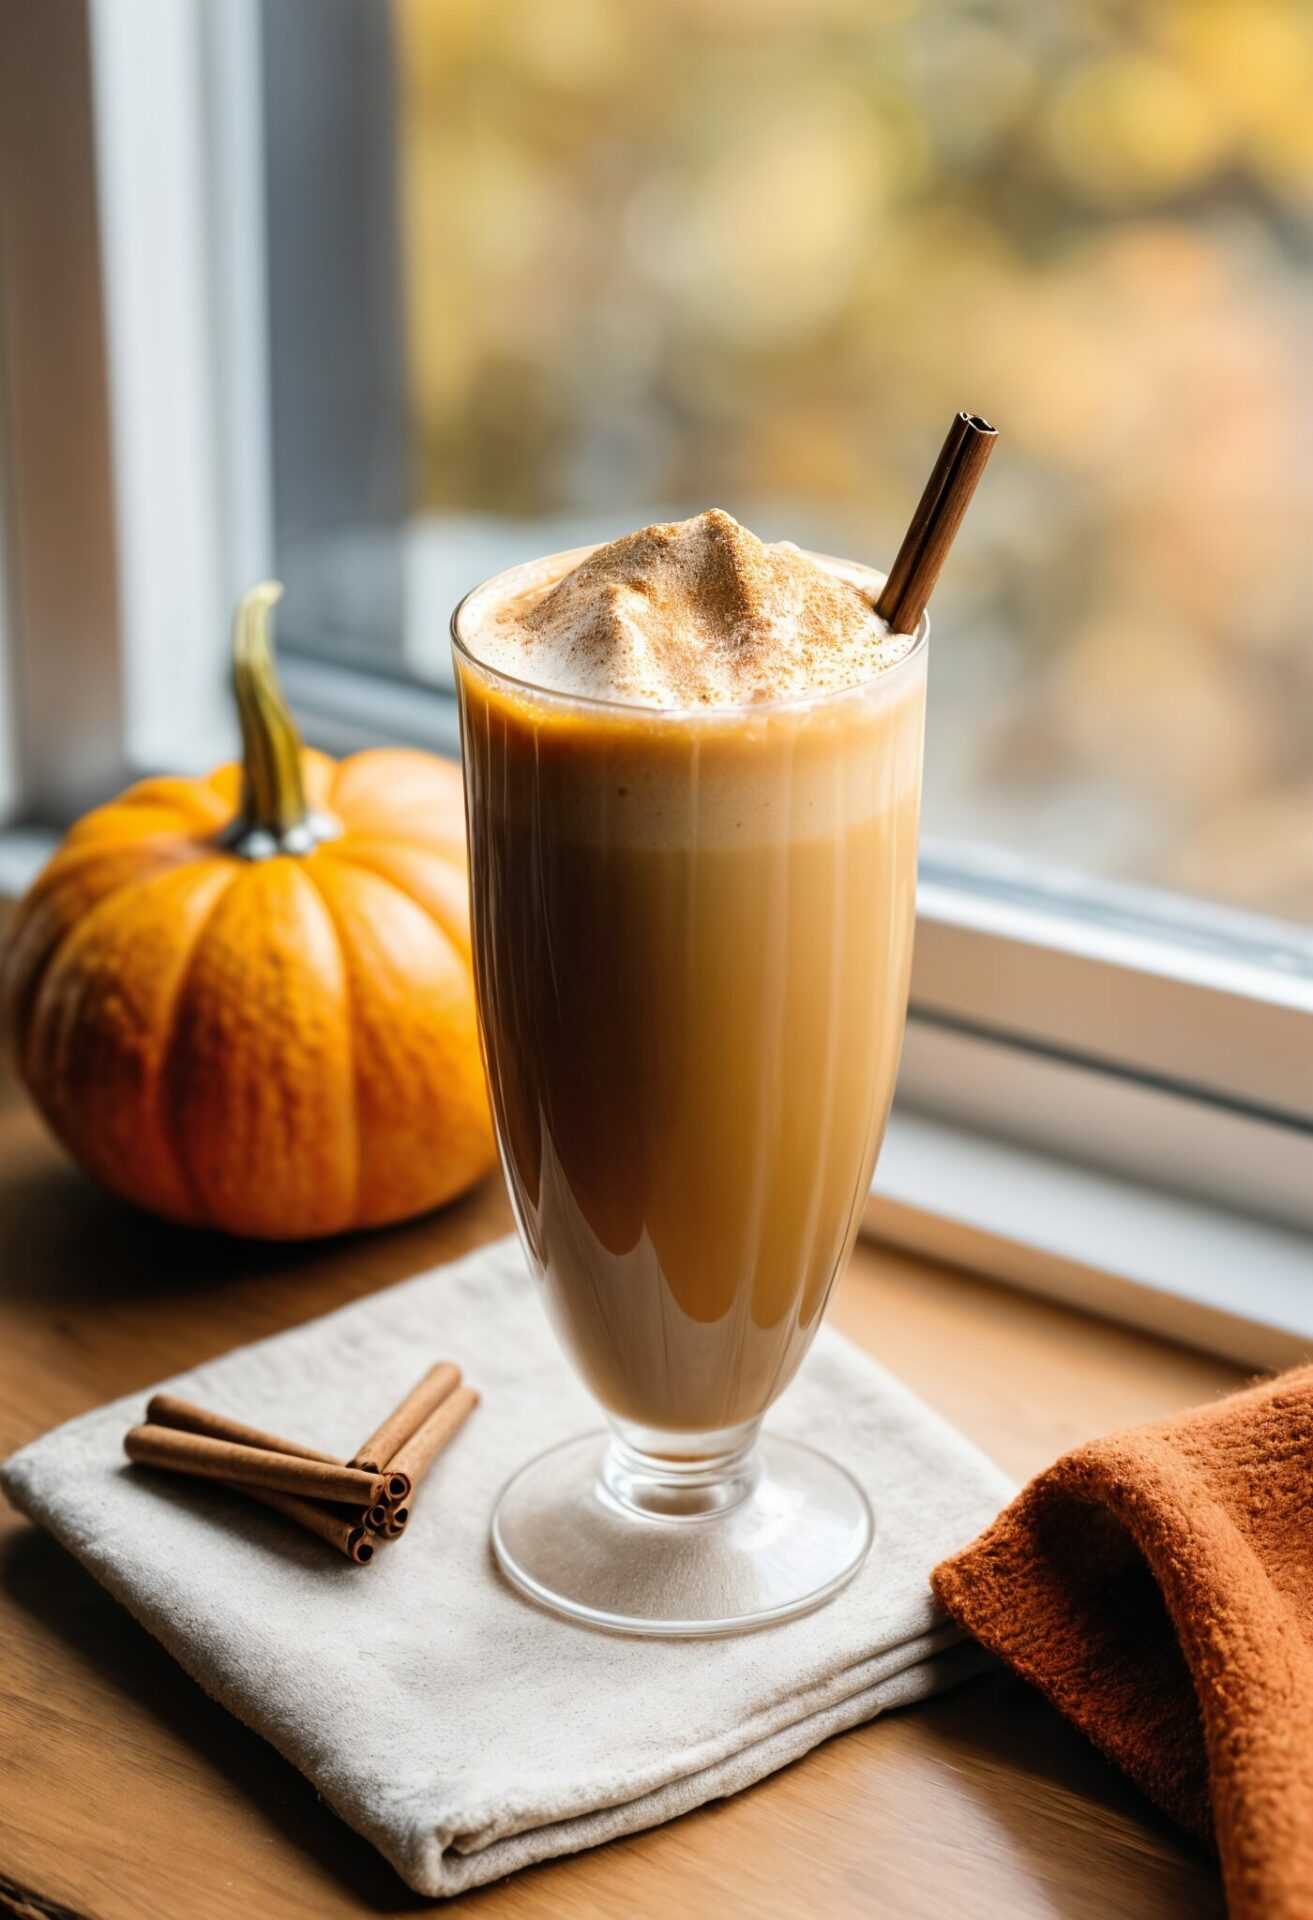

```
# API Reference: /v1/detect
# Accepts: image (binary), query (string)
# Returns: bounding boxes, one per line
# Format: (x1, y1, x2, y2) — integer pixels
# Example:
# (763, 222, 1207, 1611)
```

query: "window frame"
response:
(910, 849, 1313, 1129)
(2, 0, 1309, 1346)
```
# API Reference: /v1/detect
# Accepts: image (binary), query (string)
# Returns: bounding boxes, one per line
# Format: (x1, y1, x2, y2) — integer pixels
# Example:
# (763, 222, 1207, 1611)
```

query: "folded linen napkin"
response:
(933, 1365, 1313, 1920)
(2, 1237, 1011, 1897)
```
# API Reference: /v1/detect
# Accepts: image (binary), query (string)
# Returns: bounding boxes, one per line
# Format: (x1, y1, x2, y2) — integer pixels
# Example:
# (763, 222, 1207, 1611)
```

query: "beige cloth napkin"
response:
(1, 1237, 1011, 1897)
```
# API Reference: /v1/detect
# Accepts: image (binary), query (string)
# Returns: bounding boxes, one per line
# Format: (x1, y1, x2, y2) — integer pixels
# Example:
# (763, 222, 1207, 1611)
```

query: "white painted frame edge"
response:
(87, 0, 271, 776)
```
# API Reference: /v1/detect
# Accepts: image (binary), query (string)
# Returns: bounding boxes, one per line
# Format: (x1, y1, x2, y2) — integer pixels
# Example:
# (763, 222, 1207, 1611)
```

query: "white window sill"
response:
(865, 1109, 1310, 1372)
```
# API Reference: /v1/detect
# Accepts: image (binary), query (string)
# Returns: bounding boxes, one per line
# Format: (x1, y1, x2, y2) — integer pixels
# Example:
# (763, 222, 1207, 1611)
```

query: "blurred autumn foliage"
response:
(392, 0, 1313, 925)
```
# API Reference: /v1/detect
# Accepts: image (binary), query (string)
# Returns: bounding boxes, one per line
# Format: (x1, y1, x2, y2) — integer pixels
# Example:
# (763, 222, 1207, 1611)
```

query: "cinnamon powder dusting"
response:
(479, 510, 914, 707)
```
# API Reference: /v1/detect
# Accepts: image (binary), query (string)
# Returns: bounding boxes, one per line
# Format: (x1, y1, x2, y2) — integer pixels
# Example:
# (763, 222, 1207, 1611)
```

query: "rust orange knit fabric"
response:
(933, 1366, 1313, 1920)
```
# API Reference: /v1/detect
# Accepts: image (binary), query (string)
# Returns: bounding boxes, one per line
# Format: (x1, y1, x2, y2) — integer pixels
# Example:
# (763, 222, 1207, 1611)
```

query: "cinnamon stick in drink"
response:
(385, 1385, 480, 1492)
(124, 1424, 384, 1507)
(875, 411, 997, 637)
(351, 1361, 462, 1494)
(147, 1394, 340, 1465)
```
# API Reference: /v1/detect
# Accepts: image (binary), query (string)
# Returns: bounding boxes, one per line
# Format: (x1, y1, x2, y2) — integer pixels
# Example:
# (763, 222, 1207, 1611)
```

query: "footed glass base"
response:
(491, 1428, 874, 1637)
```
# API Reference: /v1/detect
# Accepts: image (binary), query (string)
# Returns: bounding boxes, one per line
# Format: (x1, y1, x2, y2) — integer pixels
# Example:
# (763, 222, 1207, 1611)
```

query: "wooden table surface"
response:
(0, 1088, 1241, 1920)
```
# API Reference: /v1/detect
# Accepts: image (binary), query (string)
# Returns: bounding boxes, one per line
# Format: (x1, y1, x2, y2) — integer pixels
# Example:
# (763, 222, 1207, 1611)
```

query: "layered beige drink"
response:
(453, 511, 925, 1441)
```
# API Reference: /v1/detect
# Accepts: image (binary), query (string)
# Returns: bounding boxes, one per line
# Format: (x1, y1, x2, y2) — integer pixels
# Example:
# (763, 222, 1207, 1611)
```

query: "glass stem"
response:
(600, 1418, 763, 1520)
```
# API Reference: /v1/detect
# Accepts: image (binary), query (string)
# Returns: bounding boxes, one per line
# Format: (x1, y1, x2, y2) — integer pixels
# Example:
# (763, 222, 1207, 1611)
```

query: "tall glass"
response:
(452, 547, 927, 1636)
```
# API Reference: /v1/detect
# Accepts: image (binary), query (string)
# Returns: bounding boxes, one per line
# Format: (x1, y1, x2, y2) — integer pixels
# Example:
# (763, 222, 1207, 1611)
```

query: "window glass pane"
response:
(266, 0, 1313, 931)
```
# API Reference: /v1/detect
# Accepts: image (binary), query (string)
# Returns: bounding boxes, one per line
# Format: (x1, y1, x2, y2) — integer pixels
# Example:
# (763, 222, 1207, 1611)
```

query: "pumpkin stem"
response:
(233, 582, 308, 840)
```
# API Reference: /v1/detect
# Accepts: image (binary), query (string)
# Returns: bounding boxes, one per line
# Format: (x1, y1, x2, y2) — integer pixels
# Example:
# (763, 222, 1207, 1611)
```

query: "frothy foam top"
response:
(467, 510, 916, 707)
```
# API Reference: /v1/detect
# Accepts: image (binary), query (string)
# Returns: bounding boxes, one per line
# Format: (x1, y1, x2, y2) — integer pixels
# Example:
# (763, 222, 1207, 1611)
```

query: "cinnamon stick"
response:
(241, 1486, 375, 1565)
(385, 1385, 479, 1492)
(147, 1394, 340, 1465)
(351, 1361, 462, 1491)
(874, 411, 997, 637)
(124, 1424, 384, 1507)
(362, 1498, 410, 1541)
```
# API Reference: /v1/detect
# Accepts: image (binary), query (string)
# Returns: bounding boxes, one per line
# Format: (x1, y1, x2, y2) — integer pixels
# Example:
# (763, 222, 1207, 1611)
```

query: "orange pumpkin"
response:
(2, 584, 496, 1238)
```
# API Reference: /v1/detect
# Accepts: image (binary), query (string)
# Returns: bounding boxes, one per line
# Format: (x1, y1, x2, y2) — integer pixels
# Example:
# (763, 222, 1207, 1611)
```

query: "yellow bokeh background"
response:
(391, 0, 1313, 924)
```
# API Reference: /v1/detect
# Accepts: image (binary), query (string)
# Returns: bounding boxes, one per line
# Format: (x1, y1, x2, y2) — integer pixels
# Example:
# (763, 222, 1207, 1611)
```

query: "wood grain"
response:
(0, 1086, 1236, 1918)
